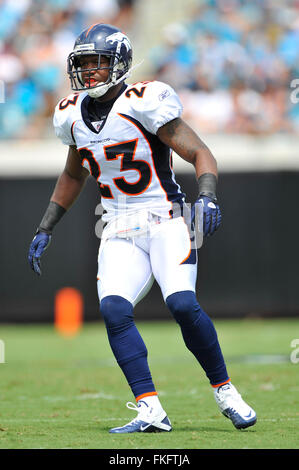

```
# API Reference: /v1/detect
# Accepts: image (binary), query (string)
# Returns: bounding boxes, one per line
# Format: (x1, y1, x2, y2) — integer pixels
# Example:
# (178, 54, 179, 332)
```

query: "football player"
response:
(28, 24, 256, 433)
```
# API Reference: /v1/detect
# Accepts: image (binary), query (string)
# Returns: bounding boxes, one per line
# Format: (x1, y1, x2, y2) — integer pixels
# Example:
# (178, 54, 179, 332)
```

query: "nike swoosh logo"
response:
(140, 423, 152, 431)
(245, 411, 252, 418)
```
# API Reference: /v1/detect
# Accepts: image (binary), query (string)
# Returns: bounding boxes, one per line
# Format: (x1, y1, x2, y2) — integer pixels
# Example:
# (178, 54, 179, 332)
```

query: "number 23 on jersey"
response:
(78, 138, 152, 199)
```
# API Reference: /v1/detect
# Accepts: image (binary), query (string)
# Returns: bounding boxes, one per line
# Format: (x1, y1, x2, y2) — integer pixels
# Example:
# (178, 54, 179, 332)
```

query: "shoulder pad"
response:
(53, 92, 87, 146)
(124, 80, 182, 135)
(125, 80, 174, 103)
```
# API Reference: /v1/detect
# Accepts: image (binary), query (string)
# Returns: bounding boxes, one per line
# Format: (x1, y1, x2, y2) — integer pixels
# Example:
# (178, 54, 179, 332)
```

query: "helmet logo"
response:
(74, 43, 95, 52)
(105, 32, 131, 53)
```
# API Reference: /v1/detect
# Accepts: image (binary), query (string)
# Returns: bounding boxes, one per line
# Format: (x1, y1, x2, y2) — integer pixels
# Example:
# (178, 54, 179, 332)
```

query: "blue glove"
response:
(28, 231, 51, 276)
(192, 195, 222, 237)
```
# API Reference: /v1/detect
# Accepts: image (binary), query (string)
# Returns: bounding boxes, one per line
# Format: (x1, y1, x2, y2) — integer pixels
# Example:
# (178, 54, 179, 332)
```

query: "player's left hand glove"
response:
(28, 230, 51, 276)
(192, 195, 222, 237)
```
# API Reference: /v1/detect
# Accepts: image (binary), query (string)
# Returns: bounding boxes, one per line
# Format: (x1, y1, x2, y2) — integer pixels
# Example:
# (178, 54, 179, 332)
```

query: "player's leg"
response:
(165, 290, 230, 386)
(97, 237, 171, 432)
(150, 216, 256, 429)
(98, 237, 155, 398)
(150, 216, 229, 386)
(167, 290, 256, 429)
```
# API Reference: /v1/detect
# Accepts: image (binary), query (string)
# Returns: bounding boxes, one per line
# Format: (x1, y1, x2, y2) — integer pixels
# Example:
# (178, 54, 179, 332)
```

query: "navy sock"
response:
(100, 295, 156, 398)
(166, 291, 229, 386)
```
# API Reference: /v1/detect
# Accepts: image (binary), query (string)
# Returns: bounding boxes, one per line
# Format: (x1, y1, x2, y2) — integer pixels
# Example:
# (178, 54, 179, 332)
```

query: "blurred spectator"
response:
(0, 0, 137, 139)
(149, 0, 299, 135)
(0, 0, 298, 138)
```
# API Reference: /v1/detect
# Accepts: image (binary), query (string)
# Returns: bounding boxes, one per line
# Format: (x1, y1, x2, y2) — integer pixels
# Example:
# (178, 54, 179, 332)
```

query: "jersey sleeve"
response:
(53, 98, 76, 146)
(132, 81, 183, 135)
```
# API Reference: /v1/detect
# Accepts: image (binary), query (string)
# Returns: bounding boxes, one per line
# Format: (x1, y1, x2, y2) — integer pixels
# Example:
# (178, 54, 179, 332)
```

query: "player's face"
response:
(78, 55, 110, 88)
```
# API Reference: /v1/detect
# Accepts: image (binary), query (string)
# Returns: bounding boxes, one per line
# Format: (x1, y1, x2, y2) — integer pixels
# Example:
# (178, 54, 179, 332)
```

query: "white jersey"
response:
(53, 80, 186, 221)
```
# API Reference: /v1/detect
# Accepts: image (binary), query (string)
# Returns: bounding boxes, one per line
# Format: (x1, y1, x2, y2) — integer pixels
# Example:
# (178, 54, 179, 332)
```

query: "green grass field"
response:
(0, 318, 298, 449)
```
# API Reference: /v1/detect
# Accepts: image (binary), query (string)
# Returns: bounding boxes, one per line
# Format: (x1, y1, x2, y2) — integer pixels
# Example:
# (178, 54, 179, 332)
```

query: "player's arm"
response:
(157, 117, 217, 179)
(28, 146, 89, 275)
(157, 117, 221, 237)
(51, 145, 89, 210)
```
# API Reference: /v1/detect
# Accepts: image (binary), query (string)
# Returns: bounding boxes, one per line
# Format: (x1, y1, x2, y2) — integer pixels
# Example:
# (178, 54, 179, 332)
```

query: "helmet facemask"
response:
(67, 50, 130, 98)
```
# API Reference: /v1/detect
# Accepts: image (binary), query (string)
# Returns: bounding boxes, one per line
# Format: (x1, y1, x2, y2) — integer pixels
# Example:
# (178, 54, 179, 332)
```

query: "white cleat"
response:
(109, 400, 172, 434)
(214, 382, 257, 430)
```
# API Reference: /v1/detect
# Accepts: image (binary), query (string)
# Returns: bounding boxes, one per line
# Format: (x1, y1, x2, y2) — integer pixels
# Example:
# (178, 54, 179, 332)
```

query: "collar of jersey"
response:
(81, 83, 128, 134)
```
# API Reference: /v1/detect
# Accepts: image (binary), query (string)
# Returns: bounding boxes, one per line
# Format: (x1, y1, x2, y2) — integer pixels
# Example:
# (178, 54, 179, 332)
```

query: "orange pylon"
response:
(54, 287, 83, 337)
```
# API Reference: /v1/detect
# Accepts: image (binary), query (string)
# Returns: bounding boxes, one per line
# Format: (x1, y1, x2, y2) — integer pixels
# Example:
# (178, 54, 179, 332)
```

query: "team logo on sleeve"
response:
(159, 89, 171, 101)
(106, 32, 131, 53)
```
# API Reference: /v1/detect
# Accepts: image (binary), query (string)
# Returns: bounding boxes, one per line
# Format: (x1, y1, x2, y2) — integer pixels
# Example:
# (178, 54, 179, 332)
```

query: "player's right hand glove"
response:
(28, 231, 51, 276)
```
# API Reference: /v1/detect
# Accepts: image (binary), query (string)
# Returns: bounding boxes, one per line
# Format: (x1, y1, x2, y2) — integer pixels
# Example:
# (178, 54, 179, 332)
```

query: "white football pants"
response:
(97, 215, 198, 306)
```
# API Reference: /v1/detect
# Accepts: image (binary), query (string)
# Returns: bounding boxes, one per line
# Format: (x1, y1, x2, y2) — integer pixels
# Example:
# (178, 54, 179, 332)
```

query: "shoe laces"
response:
(126, 401, 153, 422)
(216, 383, 238, 397)
(216, 384, 249, 413)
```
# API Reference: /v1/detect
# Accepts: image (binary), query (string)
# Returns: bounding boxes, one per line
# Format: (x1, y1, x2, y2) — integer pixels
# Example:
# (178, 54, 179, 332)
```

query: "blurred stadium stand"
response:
(1, 0, 299, 322)
(1, 0, 299, 138)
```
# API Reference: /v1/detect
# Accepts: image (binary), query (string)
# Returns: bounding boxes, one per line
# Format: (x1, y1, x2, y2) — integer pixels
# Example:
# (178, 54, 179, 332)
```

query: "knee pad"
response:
(166, 290, 202, 326)
(100, 295, 133, 331)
